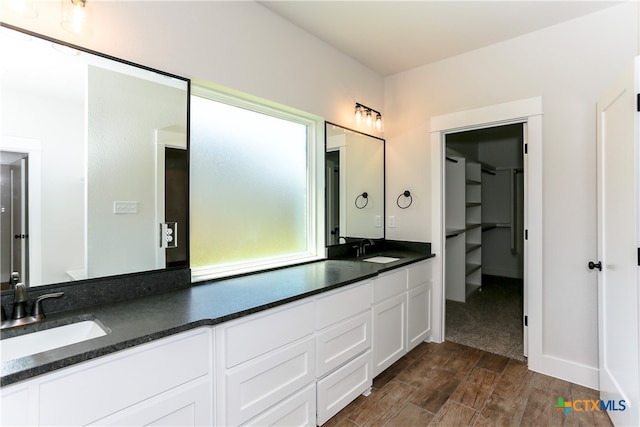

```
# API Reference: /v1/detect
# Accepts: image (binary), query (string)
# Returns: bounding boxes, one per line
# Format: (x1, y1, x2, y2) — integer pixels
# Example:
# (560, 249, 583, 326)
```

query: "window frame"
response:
(190, 82, 325, 282)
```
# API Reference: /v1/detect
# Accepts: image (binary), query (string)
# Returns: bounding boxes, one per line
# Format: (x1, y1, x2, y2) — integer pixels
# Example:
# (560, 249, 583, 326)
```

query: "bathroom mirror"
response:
(325, 122, 384, 246)
(0, 24, 189, 288)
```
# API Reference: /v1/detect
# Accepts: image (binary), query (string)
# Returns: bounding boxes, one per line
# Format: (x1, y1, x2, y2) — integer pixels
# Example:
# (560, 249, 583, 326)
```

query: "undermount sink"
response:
(1, 320, 108, 363)
(363, 256, 401, 264)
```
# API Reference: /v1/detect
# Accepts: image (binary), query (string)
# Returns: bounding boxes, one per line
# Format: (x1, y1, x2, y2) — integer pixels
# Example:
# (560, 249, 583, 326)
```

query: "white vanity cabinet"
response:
(372, 260, 433, 377)
(406, 260, 433, 351)
(214, 300, 316, 426)
(315, 281, 372, 425)
(371, 268, 407, 377)
(0, 327, 213, 426)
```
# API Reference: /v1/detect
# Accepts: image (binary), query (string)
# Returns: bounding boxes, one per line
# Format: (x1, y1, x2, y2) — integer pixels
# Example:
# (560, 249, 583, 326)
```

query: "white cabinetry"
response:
(215, 301, 316, 426)
(372, 260, 432, 377)
(445, 154, 483, 302)
(0, 328, 213, 427)
(315, 281, 372, 425)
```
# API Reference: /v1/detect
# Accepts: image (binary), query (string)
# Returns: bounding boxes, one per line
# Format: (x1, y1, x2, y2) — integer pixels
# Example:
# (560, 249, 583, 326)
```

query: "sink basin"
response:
(363, 256, 401, 264)
(1, 320, 108, 362)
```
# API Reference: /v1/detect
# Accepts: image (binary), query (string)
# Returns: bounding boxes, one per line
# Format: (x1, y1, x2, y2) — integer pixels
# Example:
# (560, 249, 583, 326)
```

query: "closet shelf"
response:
(466, 202, 481, 207)
(466, 223, 482, 230)
(466, 263, 481, 276)
(446, 227, 466, 238)
(482, 222, 511, 231)
(466, 243, 481, 253)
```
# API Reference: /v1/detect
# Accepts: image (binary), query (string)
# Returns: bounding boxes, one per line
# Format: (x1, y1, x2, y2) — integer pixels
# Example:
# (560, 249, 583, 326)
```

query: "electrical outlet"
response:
(388, 215, 396, 228)
(160, 222, 178, 248)
(375, 215, 382, 227)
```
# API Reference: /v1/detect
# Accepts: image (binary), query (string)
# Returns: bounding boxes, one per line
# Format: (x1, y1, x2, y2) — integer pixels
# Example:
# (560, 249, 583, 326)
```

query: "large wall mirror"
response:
(0, 24, 189, 288)
(325, 122, 384, 246)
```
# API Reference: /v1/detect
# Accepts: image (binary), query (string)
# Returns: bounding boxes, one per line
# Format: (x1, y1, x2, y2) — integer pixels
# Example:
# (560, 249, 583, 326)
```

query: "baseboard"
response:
(529, 353, 599, 390)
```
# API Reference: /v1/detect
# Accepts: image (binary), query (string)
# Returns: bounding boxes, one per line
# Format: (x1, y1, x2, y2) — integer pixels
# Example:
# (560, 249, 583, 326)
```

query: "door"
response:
(596, 57, 639, 426)
(10, 156, 28, 286)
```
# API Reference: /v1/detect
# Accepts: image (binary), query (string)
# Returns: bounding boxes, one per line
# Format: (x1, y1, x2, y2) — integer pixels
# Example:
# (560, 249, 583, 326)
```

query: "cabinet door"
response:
(407, 283, 431, 351)
(90, 377, 212, 426)
(372, 293, 406, 377)
(0, 384, 34, 426)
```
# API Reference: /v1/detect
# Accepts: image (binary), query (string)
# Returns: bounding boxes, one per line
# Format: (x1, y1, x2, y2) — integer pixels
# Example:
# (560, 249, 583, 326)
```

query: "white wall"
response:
(384, 2, 638, 385)
(2, 1, 384, 134)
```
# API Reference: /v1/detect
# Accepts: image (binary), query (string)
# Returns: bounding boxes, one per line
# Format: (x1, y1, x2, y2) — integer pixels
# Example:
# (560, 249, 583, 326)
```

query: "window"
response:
(190, 84, 325, 281)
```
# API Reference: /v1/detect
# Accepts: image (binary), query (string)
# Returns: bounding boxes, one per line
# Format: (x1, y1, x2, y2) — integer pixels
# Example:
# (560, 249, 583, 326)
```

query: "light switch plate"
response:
(113, 201, 138, 214)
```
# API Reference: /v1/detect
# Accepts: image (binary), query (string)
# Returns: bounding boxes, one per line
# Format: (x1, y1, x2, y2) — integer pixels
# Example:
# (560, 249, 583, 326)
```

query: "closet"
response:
(444, 124, 524, 302)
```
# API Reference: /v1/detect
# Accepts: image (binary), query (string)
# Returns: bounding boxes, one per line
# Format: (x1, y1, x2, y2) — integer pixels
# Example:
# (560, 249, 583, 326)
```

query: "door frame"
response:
(429, 97, 543, 366)
(1, 136, 42, 285)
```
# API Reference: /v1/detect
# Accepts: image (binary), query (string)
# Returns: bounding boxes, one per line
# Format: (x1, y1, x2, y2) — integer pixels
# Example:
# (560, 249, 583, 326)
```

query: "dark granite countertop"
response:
(1, 243, 433, 387)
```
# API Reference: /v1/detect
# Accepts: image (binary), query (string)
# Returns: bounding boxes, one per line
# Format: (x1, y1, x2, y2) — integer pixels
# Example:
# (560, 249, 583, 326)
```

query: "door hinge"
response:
(524, 143, 528, 154)
(638, 248, 640, 266)
(524, 315, 528, 327)
(637, 94, 640, 112)
(525, 229, 528, 240)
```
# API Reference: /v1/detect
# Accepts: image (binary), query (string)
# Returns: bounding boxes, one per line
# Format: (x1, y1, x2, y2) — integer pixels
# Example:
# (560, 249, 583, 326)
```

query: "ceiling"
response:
(259, 1, 622, 76)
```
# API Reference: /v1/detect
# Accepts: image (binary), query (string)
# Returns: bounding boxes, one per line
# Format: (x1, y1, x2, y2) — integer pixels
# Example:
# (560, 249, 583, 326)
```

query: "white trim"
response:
(1, 135, 43, 286)
(430, 97, 544, 376)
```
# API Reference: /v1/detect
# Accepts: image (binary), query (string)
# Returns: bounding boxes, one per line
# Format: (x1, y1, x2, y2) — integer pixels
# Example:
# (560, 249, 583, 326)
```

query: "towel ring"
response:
(355, 192, 369, 209)
(397, 190, 412, 209)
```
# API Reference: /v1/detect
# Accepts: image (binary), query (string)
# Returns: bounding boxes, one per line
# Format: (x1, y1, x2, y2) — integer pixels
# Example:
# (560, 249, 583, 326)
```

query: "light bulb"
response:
(61, 0, 92, 36)
(365, 110, 373, 127)
(375, 114, 382, 131)
(355, 105, 363, 122)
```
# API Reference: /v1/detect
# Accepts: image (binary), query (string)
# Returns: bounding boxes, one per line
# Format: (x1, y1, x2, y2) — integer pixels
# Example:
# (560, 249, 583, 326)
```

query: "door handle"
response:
(588, 261, 602, 271)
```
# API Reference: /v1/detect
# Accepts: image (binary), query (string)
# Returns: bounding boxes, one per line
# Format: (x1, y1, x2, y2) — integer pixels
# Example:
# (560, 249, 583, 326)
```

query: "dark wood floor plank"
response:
(492, 359, 534, 405)
(450, 366, 500, 410)
(343, 379, 415, 426)
(475, 393, 525, 427)
(430, 400, 477, 426)
(475, 351, 510, 374)
(383, 402, 434, 427)
(406, 368, 463, 414)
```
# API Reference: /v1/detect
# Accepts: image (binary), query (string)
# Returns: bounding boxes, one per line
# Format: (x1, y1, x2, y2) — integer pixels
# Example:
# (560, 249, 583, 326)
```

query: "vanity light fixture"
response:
(354, 103, 383, 132)
(61, 0, 92, 36)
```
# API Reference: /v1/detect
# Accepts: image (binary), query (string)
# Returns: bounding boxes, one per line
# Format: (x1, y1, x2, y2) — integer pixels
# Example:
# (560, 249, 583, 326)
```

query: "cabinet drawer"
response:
(90, 377, 212, 426)
(407, 260, 433, 289)
(223, 301, 314, 368)
(316, 311, 371, 377)
(38, 328, 211, 426)
(371, 269, 406, 304)
(315, 281, 370, 330)
(316, 350, 372, 426)
(242, 383, 316, 427)
(225, 336, 315, 426)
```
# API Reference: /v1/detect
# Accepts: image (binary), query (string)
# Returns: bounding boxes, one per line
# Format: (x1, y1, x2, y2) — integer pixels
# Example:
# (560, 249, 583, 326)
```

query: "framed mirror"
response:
(325, 122, 384, 246)
(0, 24, 189, 288)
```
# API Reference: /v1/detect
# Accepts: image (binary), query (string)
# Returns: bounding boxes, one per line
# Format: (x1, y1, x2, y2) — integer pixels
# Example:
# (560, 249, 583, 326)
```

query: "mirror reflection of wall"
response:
(325, 123, 384, 246)
(0, 25, 189, 288)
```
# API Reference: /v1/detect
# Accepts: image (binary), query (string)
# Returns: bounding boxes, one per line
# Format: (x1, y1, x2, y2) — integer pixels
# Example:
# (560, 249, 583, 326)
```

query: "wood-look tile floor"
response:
(324, 341, 613, 427)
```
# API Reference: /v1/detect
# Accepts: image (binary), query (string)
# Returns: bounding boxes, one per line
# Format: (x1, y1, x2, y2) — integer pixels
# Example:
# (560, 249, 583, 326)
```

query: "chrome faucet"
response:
(359, 239, 375, 256)
(1, 283, 64, 330)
